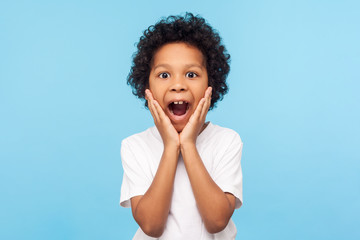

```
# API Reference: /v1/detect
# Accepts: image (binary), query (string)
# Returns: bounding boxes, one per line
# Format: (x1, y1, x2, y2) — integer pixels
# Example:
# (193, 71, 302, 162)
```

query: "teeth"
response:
(172, 101, 186, 105)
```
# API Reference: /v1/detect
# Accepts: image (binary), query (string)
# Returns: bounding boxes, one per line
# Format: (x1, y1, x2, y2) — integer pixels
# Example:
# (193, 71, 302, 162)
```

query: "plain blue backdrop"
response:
(1, 0, 359, 239)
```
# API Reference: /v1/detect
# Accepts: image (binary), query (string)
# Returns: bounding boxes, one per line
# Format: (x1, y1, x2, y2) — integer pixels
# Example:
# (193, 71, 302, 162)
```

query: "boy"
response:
(120, 13, 243, 240)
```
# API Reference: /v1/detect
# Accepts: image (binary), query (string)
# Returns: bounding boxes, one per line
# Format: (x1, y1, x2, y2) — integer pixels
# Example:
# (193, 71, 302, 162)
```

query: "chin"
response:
(174, 123, 186, 133)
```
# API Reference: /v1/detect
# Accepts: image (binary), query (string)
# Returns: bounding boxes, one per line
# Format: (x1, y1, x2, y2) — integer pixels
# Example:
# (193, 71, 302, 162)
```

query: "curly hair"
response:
(127, 12, 230, 110)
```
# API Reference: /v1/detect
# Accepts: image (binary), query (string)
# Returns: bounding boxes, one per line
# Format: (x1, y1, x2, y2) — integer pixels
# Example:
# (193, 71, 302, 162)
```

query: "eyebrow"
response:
(185, 64, 203, 69)
(152, 64, 171, 71)
(153, 63, 204, 71)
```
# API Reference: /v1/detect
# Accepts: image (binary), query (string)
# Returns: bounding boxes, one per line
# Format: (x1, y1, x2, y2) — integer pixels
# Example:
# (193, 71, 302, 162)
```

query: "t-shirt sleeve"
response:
(119, 139, 152, 208)
(213, 132, 243, 209)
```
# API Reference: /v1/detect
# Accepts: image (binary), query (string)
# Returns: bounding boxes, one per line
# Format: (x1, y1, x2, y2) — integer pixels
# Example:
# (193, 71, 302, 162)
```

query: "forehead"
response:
(152, 42, 205, 68)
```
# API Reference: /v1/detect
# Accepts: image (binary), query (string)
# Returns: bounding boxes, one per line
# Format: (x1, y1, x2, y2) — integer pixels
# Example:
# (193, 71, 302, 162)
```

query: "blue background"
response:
(1, 0, 359, 239)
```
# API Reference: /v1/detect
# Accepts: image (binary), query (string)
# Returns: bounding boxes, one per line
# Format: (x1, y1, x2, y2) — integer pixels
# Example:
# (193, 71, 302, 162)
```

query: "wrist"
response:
(180, 141, 197, 153)
(164, 143, 180, 155)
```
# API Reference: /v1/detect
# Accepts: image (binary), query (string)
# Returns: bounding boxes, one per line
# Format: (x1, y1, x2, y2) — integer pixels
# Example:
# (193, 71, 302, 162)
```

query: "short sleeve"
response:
(213, 132, 243, 209)
(120, 139, 152, 208)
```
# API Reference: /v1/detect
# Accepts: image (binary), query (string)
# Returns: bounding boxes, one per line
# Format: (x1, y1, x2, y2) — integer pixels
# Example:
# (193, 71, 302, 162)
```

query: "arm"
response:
(131, 145, 179, 237)
(180, 87, 236, 233)
(181, 143, 236, 233)
(130, 90, 180, 238)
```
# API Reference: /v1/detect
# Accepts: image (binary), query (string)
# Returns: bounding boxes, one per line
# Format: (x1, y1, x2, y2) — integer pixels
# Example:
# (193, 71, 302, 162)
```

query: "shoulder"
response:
(207, 123, 242, 145)
(197, 122, 242, 156)
(120, 126, 163, 173)
(122, 126, 160, 147)
(121, 126, 163, 159)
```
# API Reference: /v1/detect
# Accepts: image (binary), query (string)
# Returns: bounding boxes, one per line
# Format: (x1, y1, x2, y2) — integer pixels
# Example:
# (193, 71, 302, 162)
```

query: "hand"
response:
(145, 89, 180, 149)
(180, 87, 212, 147)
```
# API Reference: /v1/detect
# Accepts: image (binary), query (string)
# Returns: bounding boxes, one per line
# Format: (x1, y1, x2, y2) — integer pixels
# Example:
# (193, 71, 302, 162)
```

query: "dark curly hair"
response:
(127, 12, 230, 110)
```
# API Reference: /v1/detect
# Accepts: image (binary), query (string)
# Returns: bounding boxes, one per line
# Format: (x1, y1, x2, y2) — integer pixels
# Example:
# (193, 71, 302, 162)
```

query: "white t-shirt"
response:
(120, 122, 243, 240)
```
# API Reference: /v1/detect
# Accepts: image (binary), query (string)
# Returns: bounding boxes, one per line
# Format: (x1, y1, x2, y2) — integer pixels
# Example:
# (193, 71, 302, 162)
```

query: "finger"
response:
(203, 87, 212, 109)
(148, 99, 160, 123)
(200, 100, 210, 120)
(151, 100, 161, 122)
(146, 90, 160, 122)
(200, 87, 212, 119)
(147, 90, 162, 121)
(145, 89, 149, 100)
(153, 100, 168, 122)
(205, 87, 212, 105)
(202, 86, 212, 98)
(206, 86, 212, 96)
(146, 89, 155, 101)
(193, 98, 206, 121)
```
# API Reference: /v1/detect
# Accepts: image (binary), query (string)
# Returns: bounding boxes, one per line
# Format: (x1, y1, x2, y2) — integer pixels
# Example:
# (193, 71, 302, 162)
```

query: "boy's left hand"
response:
(180, 87, 212, 147)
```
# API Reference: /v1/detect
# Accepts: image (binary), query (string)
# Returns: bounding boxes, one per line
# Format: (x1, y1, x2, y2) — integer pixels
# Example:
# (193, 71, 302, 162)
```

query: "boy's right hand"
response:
(146, 89, 180, 149)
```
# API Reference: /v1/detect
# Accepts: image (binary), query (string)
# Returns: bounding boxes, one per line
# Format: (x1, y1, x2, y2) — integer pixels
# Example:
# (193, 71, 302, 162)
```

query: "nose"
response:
(170, 75, 187, 92)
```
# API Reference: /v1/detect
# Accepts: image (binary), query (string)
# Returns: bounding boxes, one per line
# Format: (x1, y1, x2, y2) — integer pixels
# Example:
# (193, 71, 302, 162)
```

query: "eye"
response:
(186, 72, 198, 78)
(158, 72, 170, 79)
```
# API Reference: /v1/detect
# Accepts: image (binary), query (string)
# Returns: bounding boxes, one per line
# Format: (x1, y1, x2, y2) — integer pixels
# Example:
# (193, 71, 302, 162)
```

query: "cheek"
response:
(150, 91, 161, 103)
(197, 77, 209, 95)
(149, 87, 167, 108)
(196, 86, 208, 98)
(149, 80, 159, 98)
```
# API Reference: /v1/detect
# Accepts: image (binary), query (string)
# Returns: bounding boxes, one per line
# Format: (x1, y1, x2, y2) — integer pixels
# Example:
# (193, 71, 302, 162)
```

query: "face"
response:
(149, 42, 208, 132)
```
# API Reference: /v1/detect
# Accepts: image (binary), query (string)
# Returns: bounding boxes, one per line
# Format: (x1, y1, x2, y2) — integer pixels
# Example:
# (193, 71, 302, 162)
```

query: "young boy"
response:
(120, 13, 243, 240)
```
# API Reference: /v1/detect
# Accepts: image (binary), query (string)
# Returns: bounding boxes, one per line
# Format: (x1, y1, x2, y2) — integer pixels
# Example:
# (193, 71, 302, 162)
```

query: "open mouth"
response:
(168, 101, 189, 116)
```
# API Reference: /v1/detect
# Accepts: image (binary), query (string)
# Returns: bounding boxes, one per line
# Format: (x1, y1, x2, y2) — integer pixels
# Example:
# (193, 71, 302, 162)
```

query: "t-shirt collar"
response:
(150, 121, 214, 145)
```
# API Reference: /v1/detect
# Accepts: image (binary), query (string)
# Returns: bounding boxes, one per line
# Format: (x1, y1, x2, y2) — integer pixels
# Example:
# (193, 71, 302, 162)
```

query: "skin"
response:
(130, 42, 236, 237)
